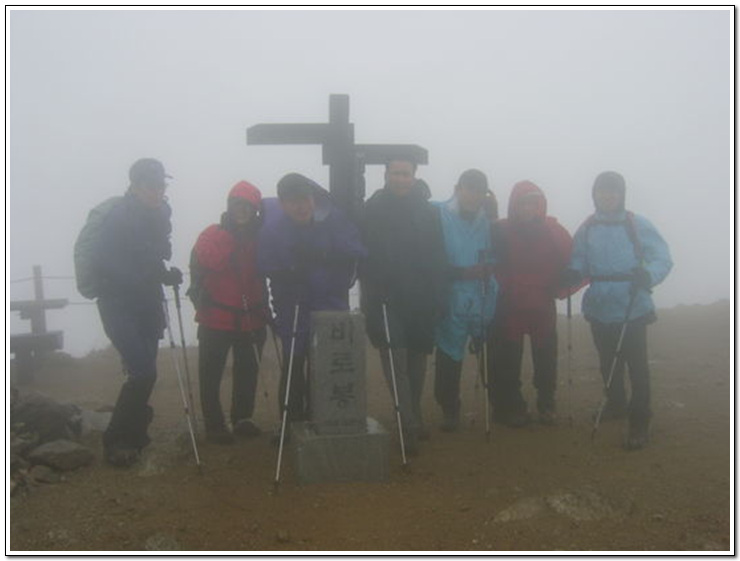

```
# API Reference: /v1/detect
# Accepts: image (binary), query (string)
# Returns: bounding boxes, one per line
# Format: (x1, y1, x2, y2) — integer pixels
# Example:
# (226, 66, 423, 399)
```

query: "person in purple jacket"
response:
(257, 173, 366, 437)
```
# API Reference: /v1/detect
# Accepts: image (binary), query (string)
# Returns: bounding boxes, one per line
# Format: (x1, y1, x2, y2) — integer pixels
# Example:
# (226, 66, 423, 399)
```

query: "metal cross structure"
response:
(246, 94, 428, 221)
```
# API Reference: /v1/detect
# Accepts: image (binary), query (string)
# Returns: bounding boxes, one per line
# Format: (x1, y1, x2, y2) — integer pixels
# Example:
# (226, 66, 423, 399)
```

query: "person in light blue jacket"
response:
(433, 169, 499, 431)
(565, 171, 672, 450)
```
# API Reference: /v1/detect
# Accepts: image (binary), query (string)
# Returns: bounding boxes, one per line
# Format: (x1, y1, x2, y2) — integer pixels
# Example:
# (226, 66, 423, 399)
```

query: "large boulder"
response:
(11, 392, 81, 443)
(28, 440, 93, 471)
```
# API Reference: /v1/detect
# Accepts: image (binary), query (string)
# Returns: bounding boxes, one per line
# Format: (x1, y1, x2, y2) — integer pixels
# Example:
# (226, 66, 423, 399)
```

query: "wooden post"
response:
(31, 265, 46, 334)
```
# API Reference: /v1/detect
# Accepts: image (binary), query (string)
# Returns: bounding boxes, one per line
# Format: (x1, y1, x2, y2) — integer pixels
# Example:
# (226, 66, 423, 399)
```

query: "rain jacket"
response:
(192, 181, 268, 332)
(434, 196, 498, 361)
(360, 186, 448, 353)
(257, 184, 366, 354)
(570, 209, 672, 324)
(495, 181, 572, 342)
(93, 190, 172, 334)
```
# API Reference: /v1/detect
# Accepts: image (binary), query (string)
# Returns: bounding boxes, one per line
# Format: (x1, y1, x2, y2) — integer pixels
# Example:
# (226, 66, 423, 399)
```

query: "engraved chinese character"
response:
(329, 383, 355, 409)
(330, 351, 354, 375)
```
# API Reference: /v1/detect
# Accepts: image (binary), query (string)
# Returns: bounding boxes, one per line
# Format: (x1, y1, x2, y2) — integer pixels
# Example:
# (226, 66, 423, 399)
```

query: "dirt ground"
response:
(7, 300, 732, 553)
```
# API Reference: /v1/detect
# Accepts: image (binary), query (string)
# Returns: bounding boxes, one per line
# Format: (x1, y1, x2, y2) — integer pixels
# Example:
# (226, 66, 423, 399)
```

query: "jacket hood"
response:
(508, 180, 547, 222)
(592, 171, 626, 213)
(228, 181, 262, 208)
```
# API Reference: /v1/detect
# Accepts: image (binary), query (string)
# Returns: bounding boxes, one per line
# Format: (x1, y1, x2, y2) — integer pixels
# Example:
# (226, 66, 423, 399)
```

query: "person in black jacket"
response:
(93, 158, 182, 467)
(360, 158, 447, 455)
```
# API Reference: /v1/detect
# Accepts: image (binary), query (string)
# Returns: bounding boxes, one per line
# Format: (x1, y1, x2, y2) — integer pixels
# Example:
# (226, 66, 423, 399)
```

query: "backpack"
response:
(186, 247, 207, 310)
(73, 197, 122, 299)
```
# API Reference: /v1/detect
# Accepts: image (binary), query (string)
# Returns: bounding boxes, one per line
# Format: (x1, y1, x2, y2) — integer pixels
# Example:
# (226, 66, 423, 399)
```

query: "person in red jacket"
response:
(488, 180, 573, 427)
(190, 181, 268, 444)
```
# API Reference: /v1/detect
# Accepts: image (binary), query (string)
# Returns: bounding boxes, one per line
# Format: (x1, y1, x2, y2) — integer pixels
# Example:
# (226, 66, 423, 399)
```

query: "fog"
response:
(7, 8, 732, 358)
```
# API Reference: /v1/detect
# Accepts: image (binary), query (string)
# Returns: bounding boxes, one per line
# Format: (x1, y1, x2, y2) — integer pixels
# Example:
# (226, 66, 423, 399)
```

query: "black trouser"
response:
(489, 332, 558, 416)
(98, 297, 161, 452)
(198, 325, 266, 433)
(590, 319, 651, 425)
(434, 348, 462, 419)
(278, 351, 310, 422)
(379, 347, 427, 433)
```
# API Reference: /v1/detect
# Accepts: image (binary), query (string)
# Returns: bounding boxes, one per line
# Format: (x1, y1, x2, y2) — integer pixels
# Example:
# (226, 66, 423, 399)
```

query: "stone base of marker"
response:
(291, 417, 389, 484)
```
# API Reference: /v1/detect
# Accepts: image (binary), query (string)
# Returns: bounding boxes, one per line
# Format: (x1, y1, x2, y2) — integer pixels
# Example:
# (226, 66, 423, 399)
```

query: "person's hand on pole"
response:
(162, 266, 183, 287)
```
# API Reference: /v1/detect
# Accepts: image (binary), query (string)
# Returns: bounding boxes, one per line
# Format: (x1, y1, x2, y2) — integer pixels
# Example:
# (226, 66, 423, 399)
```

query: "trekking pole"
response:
(173, 285, 199, 433)
(163, 300, 202, 471)
(566, 293, 574, 426)
(478, 250, 492, 441)
(591, 288, 639, 440)
(274, 304, 300, 490)
(382, 302, 408, 467)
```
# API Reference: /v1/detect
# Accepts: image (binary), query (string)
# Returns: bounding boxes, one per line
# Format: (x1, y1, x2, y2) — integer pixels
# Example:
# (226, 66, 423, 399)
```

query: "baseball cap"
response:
(129, 158, 172, 185)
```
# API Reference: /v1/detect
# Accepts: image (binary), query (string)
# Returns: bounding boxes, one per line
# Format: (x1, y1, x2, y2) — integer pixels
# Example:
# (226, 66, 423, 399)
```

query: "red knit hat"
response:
(228, 181, 261, 208)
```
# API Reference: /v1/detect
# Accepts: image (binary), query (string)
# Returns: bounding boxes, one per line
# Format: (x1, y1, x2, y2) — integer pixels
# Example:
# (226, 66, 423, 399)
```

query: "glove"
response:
(631, 267, 652, 291)
(558, 268, 582, 290)
(161, 266, 183, 287)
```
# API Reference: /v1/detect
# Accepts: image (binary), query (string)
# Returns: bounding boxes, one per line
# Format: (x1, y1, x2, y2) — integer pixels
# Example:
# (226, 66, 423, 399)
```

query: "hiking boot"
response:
(233, 418, 262, 438)
(493, 407, 530, 428)
(270, 426, 291, 447)
(417, 424, 430, 441)
(538, 408, 557, 426)
(206, 429, 235, 445)
(440, 415, 460, 432)
(105, 447, 140, 468)
(402, 431, 419, 457)
(593, 401, 628, 423)
(504, 410, 531, 428)
(625, 420, 650, 451)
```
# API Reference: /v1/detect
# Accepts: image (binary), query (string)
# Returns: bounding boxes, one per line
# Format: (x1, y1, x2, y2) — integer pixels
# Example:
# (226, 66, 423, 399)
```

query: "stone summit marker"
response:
(247, 95, 424, 484)
(291, 311, 389, 484)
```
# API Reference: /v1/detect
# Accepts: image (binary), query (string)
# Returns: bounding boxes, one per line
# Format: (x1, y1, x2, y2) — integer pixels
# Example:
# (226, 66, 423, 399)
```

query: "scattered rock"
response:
(494, 497, 547, 522)
(494, 489, 622, 523)
(144, 532, 181, 551)
(28, 439, 94, 471)
(276, 529, 291, 543)
(78, 409, 112, 435)
(545, 490, 616, 521)
(11, 392, 81, 443)
(29, 464, 61, 484)
(10, 433, 40, 458)
(10, 450, 31, 474)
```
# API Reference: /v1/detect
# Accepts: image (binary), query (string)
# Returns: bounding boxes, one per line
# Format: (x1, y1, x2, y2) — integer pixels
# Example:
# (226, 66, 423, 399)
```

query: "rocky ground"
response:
(7, 300, 732, 553)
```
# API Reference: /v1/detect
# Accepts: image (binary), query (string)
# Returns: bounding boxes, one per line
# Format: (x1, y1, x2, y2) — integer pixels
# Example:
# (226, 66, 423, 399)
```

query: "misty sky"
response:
(7, 8, 732, 357)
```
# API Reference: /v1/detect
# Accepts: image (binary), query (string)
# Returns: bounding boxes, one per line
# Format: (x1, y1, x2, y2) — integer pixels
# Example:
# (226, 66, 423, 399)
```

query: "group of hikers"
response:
(80, 156, 672, 468)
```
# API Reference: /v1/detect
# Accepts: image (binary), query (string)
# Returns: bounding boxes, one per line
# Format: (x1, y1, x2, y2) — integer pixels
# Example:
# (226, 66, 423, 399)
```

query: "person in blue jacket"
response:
(433, 169, 499, 431)
(258, 173, 366, 435)
(564, 171, 672, 450)
(93, 158, 182, 467)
